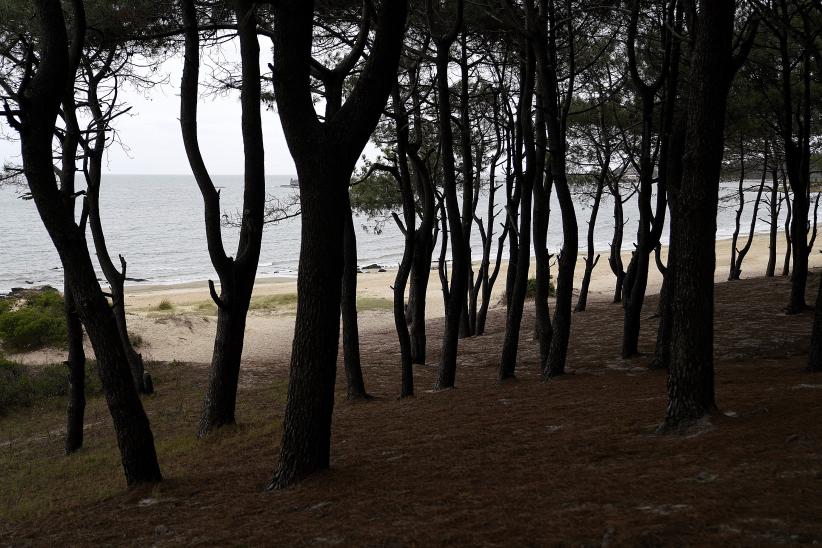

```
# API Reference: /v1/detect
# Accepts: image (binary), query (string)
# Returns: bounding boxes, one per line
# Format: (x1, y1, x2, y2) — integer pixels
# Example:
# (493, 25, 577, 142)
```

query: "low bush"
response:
(0, 289, 67, 352)
(0, 355, 101, 415)
(156, 299, 174, 311)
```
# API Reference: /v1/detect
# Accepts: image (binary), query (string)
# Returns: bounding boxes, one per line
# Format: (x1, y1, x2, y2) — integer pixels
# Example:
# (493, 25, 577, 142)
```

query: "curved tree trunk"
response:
(18, 0, 162, 485)
(608, 182, 626, 303)
(341, 203, 368, 400)
(783, 175, 793, 277)
(499, 50, 535, 381)
(731, 152, 767, 280)
(181, 0, 266, 436)
(575, 178, 604, 312)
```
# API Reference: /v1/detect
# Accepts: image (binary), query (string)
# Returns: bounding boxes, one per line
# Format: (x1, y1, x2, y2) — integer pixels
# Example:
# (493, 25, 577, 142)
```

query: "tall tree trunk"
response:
(432, 5, 468, 389)
(608, 181, 626, 303)
(85, 67, 147, 394)
(728, 142, 746, 280)
(64, 283, 86, 454)
(783, 175, 793, 277)
(766, 158, 781, 277)
(268, 0, 407, 488)
(532, 93, 553, 372)
(273, 173, 347, 487)
(499, 49, 535, 381)
(393, 86, 416, 397)
(458, 33, 474, 340)
(575, 178, 604, 312)
(17, 0, 162, 485)
(341, 203, 368, 400)
(181, 0, 266, 436)
(730, 150, 767, 280)
(662, 0, 736, 431)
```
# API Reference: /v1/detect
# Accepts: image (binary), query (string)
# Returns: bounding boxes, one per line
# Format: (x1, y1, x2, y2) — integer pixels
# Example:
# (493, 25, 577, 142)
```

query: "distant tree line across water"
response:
(0, 0, 821, 489)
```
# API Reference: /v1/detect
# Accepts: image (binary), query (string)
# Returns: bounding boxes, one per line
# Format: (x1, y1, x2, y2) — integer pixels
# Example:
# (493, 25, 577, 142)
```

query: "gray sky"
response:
(0, 43, 300, 176)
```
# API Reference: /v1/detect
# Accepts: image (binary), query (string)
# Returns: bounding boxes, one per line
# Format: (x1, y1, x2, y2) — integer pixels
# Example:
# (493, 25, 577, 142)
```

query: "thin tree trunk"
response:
(181, 0, 266, 436)
(728, 142, 746, 280)
(433, 9, 469, 389)
(341, 203, 368, 400)
(575, 178, 604, 312)
(731, 149, 767, 279)
(499, 49, 535, 381)
(783, 175, 793, 277)
(766, 160, 781, 277)
(608, 182, 626, 303)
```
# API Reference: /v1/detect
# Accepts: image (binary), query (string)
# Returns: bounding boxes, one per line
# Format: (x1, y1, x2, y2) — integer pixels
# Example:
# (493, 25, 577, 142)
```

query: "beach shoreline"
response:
(6, 229, 820, 367)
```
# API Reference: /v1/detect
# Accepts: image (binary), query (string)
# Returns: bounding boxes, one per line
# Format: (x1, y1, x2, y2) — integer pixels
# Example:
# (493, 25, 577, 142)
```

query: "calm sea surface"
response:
(0, 174, 783, 293)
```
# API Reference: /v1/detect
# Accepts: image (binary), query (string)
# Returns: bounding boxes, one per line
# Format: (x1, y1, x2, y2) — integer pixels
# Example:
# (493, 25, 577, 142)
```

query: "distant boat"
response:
(281, 177, 299, 189)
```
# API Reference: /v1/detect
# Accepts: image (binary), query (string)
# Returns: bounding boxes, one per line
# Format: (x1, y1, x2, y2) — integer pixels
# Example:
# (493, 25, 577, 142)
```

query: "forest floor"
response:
(2, 273, 822, 546)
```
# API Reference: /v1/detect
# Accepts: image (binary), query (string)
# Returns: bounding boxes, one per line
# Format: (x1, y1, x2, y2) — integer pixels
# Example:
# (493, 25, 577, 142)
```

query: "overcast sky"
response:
(0, 42, 301, 176)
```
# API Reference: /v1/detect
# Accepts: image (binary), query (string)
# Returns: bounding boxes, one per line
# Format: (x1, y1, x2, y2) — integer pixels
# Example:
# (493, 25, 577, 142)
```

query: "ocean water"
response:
(0, 174, 786, 293)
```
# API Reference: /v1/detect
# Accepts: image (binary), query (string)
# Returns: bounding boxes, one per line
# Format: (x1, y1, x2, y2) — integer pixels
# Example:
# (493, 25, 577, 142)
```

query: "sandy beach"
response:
(9, 230, 821, 366)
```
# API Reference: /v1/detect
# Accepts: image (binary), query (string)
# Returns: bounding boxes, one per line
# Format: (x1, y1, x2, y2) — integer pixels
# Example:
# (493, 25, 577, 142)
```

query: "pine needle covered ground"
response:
(2, 274, 821, 546)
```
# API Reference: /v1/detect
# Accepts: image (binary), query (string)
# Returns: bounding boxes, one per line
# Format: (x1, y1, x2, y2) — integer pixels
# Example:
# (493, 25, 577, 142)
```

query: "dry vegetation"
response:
(2, 274, 822, 545)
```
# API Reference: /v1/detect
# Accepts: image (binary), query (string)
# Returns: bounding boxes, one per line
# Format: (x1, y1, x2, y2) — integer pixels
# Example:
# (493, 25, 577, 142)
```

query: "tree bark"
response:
(341, 202, 368, 400)
(575, 177, 604, 313)
(64, 283, 86, 454)
(17, 0, 162, 485)
(662, 0, 736, 431)
(499, 48, 535, 381)
(432, 1, 468, 390)
(765, 148, 782, 276)
(269, 0, 407, 488)
(181, 0, 266, 436)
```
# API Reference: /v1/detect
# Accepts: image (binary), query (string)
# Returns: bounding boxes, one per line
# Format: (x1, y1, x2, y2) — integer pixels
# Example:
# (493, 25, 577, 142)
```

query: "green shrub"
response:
(156, 299, 174, 311)
(0, 356, 100, 415)
(0, 289, 67, 352)
(524, 277, 555, 299)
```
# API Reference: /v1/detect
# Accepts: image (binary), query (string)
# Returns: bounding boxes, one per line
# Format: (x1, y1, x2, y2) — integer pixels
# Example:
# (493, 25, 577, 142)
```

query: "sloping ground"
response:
(3, 274, 822, 546)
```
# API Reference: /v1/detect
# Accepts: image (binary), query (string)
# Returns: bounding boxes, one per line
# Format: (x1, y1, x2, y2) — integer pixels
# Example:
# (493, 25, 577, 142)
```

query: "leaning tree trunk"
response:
(499, 49, 535, 381)
(341, 203, 369, 400)
(730, 155, 767, 280)
(64, 284, 86, 454)
(662, 0, 735, 431)
(728, 142, 747, 280)
(18, 0, 162, 485)
(575, 177, 604, 312)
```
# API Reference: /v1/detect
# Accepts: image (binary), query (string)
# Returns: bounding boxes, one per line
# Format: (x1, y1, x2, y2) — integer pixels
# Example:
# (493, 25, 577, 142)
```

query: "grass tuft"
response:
(248, 293, 299, 311)
(156, 299, 174, 311)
